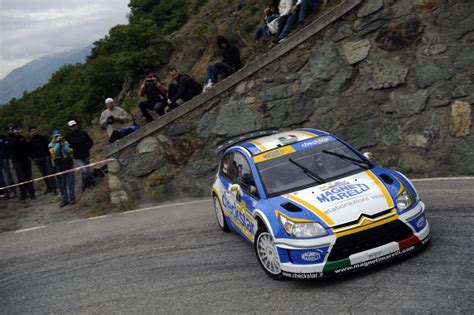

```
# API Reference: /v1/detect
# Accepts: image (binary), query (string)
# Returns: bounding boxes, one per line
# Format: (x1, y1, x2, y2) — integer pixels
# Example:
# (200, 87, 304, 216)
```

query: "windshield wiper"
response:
(322, 150, 371, 169)
(288, 158, 325, 184)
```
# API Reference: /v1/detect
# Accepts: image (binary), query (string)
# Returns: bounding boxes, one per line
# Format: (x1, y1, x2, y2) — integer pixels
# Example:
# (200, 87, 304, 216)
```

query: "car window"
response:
(233, 152, 260, 199)
(220, 152, 235, 180)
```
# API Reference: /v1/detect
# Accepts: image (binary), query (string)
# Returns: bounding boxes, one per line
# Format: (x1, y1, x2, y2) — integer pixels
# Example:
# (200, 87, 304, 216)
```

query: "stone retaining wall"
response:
(105, 0, 474, 205)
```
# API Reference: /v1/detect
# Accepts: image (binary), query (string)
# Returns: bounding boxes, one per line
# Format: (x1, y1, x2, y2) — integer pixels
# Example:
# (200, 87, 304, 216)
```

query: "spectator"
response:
(138, 73, 169, 123)
(167, 67, 203, 108)
(273, 0, 298, 43)
(29, 126, 57, 194)
(0, 131, 17, 199)
(297, 0, 326, 24)
(255, 0, 280, 42)
(100, 98, 130, 137)
(49, 130, 75, 207)
(65, 120, 95, 191)
(100, 98, 138, 143)
(203, 36, 241, 91)
(5, 124, 35, 200)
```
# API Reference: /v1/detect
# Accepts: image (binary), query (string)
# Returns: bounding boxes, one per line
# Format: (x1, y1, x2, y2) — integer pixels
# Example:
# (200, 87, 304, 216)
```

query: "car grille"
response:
(328, 220, 413, 262)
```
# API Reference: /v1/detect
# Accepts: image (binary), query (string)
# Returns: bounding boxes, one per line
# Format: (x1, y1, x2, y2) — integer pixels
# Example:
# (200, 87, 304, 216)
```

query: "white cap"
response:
(105, 98, 114, 104)
(67, 120, 77, 127)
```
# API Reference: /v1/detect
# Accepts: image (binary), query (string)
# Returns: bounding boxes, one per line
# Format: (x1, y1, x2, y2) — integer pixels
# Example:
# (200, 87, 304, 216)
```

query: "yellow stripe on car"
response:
(365, 170, 395, 209)
(286, 194, 335, 226)
(254, 146, 296, 163)
(250, 139, 266, 152)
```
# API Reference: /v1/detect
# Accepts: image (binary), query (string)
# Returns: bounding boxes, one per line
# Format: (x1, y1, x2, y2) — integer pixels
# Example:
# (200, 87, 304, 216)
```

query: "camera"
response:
(107, 116, 115, 124)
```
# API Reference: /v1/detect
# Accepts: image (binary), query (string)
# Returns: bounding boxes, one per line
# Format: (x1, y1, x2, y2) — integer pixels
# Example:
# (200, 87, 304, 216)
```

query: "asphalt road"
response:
(1, 178, 473, 314)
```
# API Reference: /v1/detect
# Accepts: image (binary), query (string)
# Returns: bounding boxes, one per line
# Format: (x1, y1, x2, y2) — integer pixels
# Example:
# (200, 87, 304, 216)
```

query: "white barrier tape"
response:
(0, 158, 115, 191)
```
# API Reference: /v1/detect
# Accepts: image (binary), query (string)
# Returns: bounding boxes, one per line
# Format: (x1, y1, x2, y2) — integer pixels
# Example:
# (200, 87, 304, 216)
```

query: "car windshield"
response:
(256, 137, 370, 197)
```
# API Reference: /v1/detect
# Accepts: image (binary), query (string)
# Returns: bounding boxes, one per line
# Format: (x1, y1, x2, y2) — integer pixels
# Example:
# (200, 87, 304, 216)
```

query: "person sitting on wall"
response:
(138, 73, 169, 123)
(255, 0, 280, 42)
(99, 98, 138, 143)
(167, 67, 203, 109)
(203, 36, 241, 91)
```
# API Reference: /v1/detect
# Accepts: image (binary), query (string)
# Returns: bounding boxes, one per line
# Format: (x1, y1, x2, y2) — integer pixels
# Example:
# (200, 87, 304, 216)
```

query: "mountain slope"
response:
(0, 45, 92, 105)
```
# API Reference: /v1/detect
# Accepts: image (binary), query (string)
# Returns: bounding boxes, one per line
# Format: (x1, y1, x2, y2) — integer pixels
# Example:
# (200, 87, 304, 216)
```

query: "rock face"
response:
(107, 0, 474, 204)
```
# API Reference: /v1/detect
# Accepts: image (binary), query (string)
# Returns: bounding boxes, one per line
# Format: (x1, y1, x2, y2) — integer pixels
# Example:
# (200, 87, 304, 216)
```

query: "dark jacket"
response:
(29, 134, 51, 159)
(6, 134, 32, 161)
(0, 135, 9, 160)
(65, 130, 93, 160)
(170, 74, 203, 103)
(217, 36, 241, 70)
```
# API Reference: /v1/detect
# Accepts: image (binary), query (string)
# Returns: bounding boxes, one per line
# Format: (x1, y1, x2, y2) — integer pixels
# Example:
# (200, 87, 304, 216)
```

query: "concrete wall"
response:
(104, 0, 474, 205)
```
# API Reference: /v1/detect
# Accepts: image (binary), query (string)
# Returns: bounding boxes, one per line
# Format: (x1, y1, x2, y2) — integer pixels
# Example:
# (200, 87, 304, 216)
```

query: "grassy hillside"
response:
(0, 0, 267, 134)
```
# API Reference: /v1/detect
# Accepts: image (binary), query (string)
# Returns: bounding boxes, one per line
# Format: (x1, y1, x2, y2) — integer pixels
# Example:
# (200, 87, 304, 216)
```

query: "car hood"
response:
(281, 171, 395, 227)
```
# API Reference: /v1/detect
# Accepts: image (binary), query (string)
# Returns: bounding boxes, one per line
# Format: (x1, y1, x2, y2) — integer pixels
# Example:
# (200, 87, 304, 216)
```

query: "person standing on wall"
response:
(5, 124, 35, 200)
(28, 126, 57, 195)
(65, 120, 95, 191)
(49, 130, 75, 207)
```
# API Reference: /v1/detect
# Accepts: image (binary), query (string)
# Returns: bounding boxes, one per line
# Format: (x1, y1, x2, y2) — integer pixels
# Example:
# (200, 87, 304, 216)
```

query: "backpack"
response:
(267, 17, 280, 35)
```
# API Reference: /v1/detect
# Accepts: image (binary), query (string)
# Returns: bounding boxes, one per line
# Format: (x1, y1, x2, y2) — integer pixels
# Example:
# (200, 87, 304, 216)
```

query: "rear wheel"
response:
(254, 226, 283, 280)
(213, 195, 230, 232)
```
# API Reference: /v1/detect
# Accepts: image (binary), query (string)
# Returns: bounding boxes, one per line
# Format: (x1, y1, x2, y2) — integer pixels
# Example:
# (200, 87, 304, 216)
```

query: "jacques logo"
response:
(301, 252, 321, 262)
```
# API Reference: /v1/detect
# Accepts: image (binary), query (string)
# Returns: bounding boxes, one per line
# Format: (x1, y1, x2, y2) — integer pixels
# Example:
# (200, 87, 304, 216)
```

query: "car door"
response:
(223, 151, 259, 242)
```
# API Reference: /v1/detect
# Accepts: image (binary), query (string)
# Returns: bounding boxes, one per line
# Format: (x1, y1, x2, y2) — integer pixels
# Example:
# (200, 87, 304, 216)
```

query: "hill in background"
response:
(0, 45, 92, 105)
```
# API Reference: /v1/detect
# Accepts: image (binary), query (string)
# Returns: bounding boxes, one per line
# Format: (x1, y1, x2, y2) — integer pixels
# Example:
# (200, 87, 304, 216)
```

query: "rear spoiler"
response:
(215, 128, 279, 157)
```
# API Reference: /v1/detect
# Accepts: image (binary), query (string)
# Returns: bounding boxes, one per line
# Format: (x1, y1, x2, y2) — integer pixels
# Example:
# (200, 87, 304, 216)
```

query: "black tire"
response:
(213, 195, 230, 232)
(254, 225, 284, 280)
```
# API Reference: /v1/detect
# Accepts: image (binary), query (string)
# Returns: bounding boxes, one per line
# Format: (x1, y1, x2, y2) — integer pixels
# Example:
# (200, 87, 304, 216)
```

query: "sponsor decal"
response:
(282, 271, 324, 279)
(300, 136, 332, 148)
(332, 245, 416, 274)
(416, 216, 426, 229)
(222, 193, 254, 239)
(301, 252, 321, 262)
(316, 182, 371, 203)
(263, 149, 285, 159)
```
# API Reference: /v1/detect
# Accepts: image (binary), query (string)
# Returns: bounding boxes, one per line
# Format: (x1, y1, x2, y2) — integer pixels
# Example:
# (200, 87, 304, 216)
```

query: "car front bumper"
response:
(275, 202, 431, 279)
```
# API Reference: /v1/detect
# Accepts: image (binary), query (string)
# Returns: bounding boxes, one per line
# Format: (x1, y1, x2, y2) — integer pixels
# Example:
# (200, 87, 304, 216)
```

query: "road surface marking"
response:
(412, 177, 474, 182)
(122, 199, 212, 214)
(68, 215, 108, 224)
(14, 226, 47, 233)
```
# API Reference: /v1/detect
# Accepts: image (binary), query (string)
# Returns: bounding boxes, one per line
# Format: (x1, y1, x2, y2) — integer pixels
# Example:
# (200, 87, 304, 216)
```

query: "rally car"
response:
(211, 128, 431, 279)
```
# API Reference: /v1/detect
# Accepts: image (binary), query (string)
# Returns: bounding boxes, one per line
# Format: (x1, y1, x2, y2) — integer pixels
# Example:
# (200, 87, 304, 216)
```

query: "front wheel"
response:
(213, 195, 230, 232)
(254, 226, 284, 280)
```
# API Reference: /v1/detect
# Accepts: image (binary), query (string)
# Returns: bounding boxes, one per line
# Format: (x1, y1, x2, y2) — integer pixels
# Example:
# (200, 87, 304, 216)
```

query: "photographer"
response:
(49, 130, 75, 207)
(99, 98, 130, 137)
(138, 73, 168, 123)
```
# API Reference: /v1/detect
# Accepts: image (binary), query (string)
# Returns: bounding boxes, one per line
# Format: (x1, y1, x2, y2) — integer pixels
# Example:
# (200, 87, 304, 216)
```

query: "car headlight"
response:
(278, 214, 328, 238)
(396, 189, 414, 211)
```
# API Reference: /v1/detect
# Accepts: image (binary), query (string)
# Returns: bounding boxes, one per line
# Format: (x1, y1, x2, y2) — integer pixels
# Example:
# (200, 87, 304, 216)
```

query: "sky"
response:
(0, 0, 130, 79)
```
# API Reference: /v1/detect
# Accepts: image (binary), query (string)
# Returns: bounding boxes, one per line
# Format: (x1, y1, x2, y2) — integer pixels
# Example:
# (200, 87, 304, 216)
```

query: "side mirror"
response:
(229, 184, 240, 193)
(363, 152, 375, 161)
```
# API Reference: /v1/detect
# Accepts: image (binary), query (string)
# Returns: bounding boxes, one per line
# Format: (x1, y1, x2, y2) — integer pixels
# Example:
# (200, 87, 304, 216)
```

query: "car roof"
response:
(239, 128, 330, 156)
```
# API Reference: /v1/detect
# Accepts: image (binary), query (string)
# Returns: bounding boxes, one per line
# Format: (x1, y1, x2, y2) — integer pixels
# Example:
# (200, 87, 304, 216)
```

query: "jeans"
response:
(34, 157, 57, 193)
(168, 83, 195, 108)
(300, 0, 321, 21)
(204, 62, 235, 84)
(0, 159, 16, 196)
(255, 25, 271, 41)
(139, 99, 166, 122)
(55, 162, 75, 202)
(12, 159, 35, 197)
(276, 12, 298, 40)
(75, 158, 96, 189)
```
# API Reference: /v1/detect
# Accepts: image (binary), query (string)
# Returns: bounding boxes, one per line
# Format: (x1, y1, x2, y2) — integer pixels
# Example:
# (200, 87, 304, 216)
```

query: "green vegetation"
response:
(0, 0, 208, 134)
